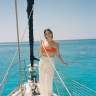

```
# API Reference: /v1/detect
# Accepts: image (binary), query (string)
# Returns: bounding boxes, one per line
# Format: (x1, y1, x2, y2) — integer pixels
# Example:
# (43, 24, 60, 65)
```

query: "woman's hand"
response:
(56, 42, 68, 66)
(40, 39, 43, 47)
(63, 62, 68, 66)
(38, 39, 43, 55)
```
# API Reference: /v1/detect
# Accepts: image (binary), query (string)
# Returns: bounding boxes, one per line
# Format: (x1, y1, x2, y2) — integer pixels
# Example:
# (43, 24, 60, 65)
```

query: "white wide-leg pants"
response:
(39, 56, 55, 96)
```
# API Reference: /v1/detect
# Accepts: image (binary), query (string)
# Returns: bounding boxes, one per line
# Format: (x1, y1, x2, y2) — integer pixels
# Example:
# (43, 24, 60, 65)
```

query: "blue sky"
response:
(0, 0, 96, 42)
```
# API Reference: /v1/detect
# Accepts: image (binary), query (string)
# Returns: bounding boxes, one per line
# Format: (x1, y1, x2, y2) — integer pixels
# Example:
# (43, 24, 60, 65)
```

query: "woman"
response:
(38, 28, 68, 96)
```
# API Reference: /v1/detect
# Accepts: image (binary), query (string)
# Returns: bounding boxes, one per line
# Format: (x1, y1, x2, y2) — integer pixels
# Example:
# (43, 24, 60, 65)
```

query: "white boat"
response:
(0, 0, 96, 96)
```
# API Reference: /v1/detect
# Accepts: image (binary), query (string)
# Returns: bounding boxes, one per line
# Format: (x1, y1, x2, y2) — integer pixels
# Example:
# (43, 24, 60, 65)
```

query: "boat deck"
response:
(8, 80, 58, 96)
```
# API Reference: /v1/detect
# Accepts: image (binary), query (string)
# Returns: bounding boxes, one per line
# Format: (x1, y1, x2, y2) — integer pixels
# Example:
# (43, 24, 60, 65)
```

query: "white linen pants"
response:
(39, 56, 55, 96)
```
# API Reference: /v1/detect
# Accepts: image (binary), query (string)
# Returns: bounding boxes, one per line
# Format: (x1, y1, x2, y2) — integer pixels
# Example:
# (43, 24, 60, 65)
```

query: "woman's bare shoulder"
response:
(54, 40, 59, 44)
(53, 41, 59, 46)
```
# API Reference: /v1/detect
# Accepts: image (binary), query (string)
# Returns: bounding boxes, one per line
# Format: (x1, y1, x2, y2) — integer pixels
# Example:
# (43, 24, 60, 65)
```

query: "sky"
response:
(0, 0, 96, 42)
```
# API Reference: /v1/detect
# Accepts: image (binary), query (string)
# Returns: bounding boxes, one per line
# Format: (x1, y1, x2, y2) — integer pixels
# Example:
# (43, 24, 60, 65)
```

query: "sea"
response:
(0, 39, 96, 96)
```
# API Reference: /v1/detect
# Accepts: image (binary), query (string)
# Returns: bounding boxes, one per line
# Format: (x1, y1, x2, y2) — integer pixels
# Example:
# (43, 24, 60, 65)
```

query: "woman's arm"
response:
(56, 42, 68, 66)
(38, 39, 43, 56)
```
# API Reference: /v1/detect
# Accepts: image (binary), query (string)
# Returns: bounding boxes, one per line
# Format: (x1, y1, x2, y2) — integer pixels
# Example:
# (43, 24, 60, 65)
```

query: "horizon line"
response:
(0, 38, 96, 43)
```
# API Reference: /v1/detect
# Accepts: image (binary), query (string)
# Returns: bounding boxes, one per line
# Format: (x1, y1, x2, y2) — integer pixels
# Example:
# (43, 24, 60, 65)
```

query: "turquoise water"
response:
(0, 39, 96, 95)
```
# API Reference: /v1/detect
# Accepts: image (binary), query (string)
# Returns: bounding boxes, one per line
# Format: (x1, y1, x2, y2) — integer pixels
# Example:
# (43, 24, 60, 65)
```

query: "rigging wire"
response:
(58, 72, 96, 94)
(15, 0, 23, 94)
(54, 74, 96, 95)
(0, 1, 33, 95)
(1, 0, 23, 95)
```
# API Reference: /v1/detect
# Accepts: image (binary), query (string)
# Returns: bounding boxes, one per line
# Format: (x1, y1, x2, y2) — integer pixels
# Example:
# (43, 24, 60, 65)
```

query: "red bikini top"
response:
(43, 47, 56, 53)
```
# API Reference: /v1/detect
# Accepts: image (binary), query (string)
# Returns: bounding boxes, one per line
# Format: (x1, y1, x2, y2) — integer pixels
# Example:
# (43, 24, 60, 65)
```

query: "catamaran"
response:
(0, 0, 96, 96)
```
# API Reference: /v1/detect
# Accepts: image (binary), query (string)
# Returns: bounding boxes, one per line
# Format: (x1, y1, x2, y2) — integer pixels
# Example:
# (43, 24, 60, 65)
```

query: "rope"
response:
(42, 42, 72, 96)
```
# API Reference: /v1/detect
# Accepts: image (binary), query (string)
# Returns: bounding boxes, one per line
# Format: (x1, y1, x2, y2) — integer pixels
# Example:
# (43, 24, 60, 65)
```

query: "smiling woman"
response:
(44, 28, 53, 39)
(38, 28, 68, 96)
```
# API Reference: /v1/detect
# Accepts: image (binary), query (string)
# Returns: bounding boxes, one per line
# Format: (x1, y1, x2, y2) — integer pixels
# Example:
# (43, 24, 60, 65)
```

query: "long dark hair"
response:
(44, 28, 53, 39)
